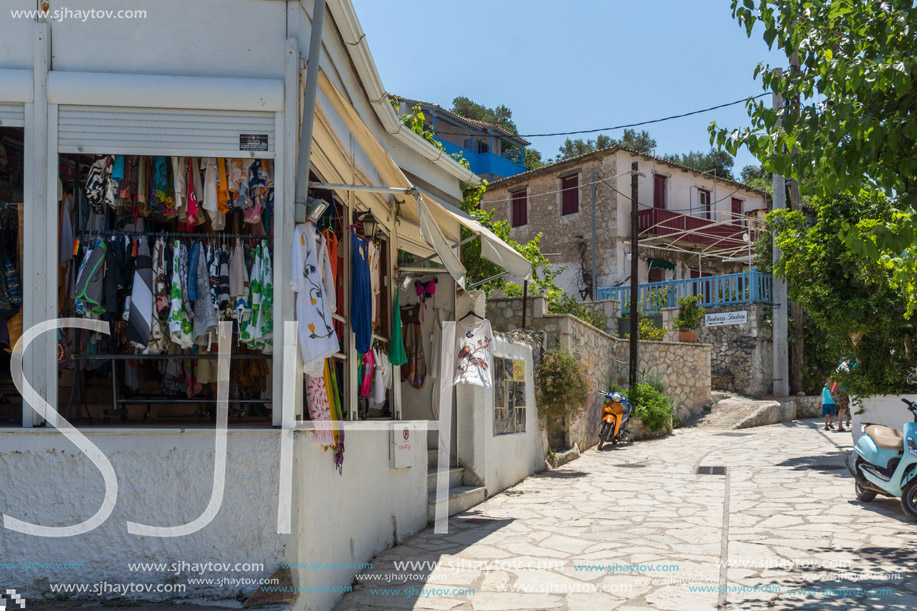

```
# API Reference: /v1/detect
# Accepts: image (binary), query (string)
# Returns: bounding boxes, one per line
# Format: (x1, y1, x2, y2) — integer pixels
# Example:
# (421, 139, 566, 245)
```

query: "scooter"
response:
(847, 390, 917, 521)
(597, 391, 632, 450)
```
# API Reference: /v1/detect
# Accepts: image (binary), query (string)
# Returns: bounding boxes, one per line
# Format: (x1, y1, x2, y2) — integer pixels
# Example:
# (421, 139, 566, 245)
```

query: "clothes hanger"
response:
(459, 310, 484, 321)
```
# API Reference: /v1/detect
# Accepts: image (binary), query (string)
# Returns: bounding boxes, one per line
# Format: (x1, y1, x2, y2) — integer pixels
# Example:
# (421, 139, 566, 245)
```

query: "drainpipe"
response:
(294, 0, 327, 221)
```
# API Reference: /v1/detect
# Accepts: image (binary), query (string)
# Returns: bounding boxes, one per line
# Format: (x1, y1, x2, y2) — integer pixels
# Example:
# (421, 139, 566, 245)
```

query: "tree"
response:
(663, 149, 735, 180)
(768, 191, 915, 396)
(612, 129, 656, 153)
(740, 164, 772, 194)
(524, 149, 545, 171)
(710, 0, 917, 205)
(450, 96, 518, 135)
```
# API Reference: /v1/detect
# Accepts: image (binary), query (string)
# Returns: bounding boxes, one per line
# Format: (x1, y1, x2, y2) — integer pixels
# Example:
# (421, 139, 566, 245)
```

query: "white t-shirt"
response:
(454, 317, 495, 388)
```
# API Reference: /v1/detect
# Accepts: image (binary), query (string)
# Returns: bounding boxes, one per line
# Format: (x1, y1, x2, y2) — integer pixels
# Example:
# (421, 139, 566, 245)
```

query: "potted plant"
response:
(674, 295, 705, 343)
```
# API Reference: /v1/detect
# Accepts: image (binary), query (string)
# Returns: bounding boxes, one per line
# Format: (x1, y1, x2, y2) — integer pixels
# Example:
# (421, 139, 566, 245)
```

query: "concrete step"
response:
(426, 466, 464, 494)
(427, 486, 486, 521)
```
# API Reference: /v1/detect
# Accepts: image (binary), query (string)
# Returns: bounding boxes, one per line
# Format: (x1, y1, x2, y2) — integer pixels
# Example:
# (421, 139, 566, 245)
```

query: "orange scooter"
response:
(597, 391, 632, 449)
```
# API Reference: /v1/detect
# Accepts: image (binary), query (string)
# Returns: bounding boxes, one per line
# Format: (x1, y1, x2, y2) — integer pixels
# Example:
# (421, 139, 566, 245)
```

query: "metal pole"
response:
(629, 162, 639, 387)
(591, 167, 597, 301)
(294, 0, 327, 221)
(771, 68, 789, 397)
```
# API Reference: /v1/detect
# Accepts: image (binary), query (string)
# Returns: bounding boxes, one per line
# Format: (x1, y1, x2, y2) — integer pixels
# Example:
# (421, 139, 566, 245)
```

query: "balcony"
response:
(638, 208, 750, 251)
(596, 271, 773, 313)
(438, 138, 527, 179)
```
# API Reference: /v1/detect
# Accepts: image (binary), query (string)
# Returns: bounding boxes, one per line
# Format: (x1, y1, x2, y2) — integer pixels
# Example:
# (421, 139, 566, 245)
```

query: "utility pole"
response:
(771, 68, 789, 397)
(629, 162, 640, 387)
(591, 167, 597, 301)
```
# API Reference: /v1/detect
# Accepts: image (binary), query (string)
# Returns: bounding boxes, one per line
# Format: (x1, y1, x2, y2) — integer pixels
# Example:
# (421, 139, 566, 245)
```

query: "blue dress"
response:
(350, 229, 372, 355)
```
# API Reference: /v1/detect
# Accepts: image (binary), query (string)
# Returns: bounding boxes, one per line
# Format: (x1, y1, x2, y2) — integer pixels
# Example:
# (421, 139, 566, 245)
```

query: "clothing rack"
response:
(77, 230, 271, 240)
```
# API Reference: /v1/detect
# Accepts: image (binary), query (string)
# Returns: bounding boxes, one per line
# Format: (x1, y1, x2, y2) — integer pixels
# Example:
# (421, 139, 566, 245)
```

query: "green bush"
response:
(536, 347, 591, 435)
(674, 295, 705, 331)
(638, 317, 666, 341)
(624, 382, 674, 433)
(548, 293, 608, 330)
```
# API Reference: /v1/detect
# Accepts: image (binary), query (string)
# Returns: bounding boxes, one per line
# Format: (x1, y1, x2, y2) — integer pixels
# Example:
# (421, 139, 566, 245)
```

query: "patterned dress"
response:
(167, 240, 194, 348)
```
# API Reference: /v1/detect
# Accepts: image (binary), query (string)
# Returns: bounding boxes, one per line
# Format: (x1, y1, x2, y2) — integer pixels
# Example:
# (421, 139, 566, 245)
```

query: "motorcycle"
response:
(597, 391, 632, 450)
(847, 376, 917, 520)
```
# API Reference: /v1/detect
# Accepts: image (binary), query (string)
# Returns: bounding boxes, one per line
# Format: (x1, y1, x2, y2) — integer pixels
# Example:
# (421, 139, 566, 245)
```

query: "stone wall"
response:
(487, 296, 712, 450)
(697, 304, 772, 397)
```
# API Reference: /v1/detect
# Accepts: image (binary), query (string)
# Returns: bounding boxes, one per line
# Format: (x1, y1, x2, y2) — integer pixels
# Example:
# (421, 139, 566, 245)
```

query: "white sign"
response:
(705, 311, 748, 327)
(392, 424, 415, 469)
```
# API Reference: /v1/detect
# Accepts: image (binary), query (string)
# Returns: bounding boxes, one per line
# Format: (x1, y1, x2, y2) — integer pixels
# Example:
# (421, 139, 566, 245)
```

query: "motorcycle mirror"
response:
(908, 372, 917, 386)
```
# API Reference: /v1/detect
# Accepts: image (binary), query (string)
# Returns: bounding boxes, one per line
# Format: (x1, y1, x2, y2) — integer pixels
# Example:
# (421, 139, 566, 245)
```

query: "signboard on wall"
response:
(705, 311, 748, 327)
(391, 424, 415, 469)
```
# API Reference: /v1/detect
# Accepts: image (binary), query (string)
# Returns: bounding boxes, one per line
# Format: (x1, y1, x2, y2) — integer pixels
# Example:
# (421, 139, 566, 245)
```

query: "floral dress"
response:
(167, 240, 194, 348)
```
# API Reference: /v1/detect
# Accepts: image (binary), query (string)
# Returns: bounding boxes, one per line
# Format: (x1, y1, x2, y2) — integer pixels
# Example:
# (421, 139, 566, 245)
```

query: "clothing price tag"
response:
(240, 134, 269, 151)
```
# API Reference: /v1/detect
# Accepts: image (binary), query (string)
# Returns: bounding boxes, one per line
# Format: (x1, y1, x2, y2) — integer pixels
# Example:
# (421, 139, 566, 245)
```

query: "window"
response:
(511, 189, 527, 227)
(698, 189, 711, 218)
(494, 357, 526, 435)
(653, 174, 667, 209)
(648, 268, 664, 283)
(731, 197, 743, 219)
(561, 174, 579, 215)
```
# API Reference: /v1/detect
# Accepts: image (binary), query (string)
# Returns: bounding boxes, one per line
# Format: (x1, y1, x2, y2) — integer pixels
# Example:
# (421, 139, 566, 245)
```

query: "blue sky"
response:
(352, 0, 786, 176)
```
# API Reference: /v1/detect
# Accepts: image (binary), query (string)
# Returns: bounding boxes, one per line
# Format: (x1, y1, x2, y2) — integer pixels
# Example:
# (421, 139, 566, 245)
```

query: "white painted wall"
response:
(0, 430, 285, 600)
(0, 0, 35, 70)
(852, 394, 917, 445)
(291, 428, 428, 611)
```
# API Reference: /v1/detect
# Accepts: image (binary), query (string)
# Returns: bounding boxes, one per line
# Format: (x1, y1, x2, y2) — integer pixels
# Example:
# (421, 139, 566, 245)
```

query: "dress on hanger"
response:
(291, 224, 339, 375)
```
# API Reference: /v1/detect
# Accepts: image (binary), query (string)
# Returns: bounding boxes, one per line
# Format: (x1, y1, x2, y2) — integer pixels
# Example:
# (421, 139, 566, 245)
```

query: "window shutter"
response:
(561, 175, 579, 215)
(690, 187, 698, 215)
(512, 190, 527, 227)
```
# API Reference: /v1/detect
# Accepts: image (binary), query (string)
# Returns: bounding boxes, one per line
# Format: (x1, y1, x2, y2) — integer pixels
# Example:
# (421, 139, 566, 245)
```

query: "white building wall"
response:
(0, 430, 285, 599)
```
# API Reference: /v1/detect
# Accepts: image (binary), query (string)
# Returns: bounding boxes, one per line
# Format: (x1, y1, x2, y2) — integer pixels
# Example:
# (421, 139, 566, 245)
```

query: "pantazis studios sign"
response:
(705, 311, 748, 327)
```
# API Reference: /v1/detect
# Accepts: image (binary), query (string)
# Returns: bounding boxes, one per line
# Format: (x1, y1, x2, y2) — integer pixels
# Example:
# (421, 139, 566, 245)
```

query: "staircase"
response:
(426, 449, 486, 521)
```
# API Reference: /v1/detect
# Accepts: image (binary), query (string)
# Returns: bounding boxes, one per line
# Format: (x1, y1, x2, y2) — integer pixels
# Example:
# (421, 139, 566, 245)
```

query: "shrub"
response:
(638, 317, 667, 341)
(535, 347, 591, 436)
(624, 382, 674, 433)
(549, 293, 609, 330)
(674, 295, 705, 331)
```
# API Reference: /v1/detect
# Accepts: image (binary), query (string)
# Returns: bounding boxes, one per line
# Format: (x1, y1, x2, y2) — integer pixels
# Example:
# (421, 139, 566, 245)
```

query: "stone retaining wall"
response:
(486, 296, 712, 450)
(698, 304, 772, 397)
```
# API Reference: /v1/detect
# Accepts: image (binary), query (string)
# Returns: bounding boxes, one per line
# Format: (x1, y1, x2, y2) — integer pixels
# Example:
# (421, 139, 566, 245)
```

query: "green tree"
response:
(663, 148, 735, 180)
(524, 149, 545, 171)
(740, 164, 772, 194)
(612, 129, 657, 153)
(710, 0, 917, 205)
(450, 96, 518, 135)
(556, 134, 613, 160)
(768, 191, 916, 396)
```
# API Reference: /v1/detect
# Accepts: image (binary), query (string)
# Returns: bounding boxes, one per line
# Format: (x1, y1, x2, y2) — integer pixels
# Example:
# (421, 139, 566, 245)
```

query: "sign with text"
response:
(392, 424, 415, 469)
(705, 310, 748, 327)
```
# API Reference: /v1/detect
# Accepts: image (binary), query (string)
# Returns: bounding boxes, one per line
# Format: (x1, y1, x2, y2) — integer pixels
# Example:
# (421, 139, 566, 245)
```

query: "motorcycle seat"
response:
(866, 425, 904, 451)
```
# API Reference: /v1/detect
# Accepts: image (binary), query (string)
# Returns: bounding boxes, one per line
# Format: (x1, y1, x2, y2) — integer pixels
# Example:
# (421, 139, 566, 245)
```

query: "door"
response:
(653, 174, 666, 209)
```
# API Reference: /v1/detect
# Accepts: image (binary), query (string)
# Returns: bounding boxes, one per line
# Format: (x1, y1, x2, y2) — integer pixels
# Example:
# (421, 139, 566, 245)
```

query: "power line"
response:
(422, 93, 769, 140)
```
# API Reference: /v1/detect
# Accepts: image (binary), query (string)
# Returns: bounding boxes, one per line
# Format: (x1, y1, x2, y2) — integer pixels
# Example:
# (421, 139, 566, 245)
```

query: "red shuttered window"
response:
(511, 189, 527, 227)
(561, 174, 579, 215)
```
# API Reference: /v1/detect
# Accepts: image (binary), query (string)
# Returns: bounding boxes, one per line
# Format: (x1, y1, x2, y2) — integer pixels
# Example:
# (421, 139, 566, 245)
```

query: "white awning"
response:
(422, 198, 533, 282)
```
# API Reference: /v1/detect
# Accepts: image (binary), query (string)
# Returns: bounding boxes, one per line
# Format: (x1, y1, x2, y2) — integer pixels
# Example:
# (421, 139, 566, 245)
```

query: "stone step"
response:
(426, 466, 464, 494)
(427, 486, 486, 521)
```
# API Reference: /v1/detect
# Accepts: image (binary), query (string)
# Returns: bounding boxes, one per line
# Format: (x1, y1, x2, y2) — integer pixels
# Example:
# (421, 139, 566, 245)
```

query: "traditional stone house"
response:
(480, 146, 770, 300)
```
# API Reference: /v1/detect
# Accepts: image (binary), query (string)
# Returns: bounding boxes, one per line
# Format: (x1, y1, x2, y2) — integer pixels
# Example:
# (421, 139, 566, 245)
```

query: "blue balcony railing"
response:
(596, 271, 773, 313)
(437, 138, 526, 179)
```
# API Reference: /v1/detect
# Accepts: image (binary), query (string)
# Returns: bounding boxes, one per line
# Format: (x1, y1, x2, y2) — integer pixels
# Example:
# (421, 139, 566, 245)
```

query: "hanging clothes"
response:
(454, 316, 495, 388)
(74, 240, 107, 317)
(191, 241, 218, 344)
(126, 237, 153, 349)
(291, 224, 339, 375)
(305, 369, 336, 449)
(400, 305, 425, 389)
(359, 348, 374, 397)
(350, 229, 372, 355)
(368, 240, 380, 327)
(167, 240, 194, 348)
(371, 344, 389, 407)
(229, 240, 251, 332)
(388, 292, 407, 366)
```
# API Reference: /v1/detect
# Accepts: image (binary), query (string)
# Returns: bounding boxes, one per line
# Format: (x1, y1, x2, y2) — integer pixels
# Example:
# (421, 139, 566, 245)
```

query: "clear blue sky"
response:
(352, 0, 786, 177)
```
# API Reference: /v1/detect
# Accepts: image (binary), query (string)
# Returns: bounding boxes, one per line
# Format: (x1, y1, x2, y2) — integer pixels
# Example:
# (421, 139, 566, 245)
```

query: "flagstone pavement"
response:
(333, 419, 917, 611)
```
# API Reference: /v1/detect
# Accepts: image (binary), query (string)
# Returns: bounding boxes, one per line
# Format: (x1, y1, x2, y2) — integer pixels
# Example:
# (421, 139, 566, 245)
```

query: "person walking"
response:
(822, 382, 837, 431)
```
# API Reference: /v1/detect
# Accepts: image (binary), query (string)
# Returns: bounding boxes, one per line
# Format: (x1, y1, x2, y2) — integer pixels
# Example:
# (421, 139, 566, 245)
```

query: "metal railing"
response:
(596, 270, 773, 313)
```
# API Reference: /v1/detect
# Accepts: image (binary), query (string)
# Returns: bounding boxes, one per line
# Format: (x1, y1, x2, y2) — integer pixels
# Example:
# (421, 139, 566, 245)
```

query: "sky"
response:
(352, 0, 787, 177)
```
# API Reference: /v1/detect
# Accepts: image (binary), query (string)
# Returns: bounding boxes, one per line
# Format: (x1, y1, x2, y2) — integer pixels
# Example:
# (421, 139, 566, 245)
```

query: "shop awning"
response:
(422, 197, 533, 282)
(314, 70, 529, 286)
(649, 259, 675, 271)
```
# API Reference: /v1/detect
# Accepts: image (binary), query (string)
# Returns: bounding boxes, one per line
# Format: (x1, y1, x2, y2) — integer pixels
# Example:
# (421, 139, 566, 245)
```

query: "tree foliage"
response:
(710, 0, 917, 205)
(768, 191, 916, 396)
(555, 129, 657, 161)
(740, 164, 773, 195)
(524, 149, 546, 170)
(450, 96, 518, 135)
(663, 149, 735, 180)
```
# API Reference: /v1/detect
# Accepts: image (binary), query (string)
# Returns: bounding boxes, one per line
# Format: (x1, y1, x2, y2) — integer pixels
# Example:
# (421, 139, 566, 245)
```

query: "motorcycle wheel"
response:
(855, 481, 877, 502)
(598, 422, 610, 450)
(901, 480, 917, 521)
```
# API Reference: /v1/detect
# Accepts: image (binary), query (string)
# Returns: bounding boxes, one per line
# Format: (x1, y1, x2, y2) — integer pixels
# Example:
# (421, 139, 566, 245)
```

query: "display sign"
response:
(705, 311, 748, 327)
(240, 134, 269, 151)
(392, 423, 415, 469)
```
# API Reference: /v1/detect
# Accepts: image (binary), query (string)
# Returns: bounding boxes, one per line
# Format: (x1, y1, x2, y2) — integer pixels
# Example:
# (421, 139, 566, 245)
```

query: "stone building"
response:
(480, 146, 770, 300)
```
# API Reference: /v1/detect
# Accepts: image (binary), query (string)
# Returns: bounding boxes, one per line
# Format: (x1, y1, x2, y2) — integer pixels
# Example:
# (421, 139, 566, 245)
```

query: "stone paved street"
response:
(335, 419, 917, 610)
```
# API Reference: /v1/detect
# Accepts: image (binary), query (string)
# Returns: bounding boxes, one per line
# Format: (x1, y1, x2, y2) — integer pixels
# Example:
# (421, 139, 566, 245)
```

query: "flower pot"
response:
(679, 331, 698, 343)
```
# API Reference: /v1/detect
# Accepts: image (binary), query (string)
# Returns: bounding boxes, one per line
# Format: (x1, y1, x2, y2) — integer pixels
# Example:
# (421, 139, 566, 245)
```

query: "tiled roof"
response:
(483, 145, 770, 198)
(390, 95, 531, 146)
